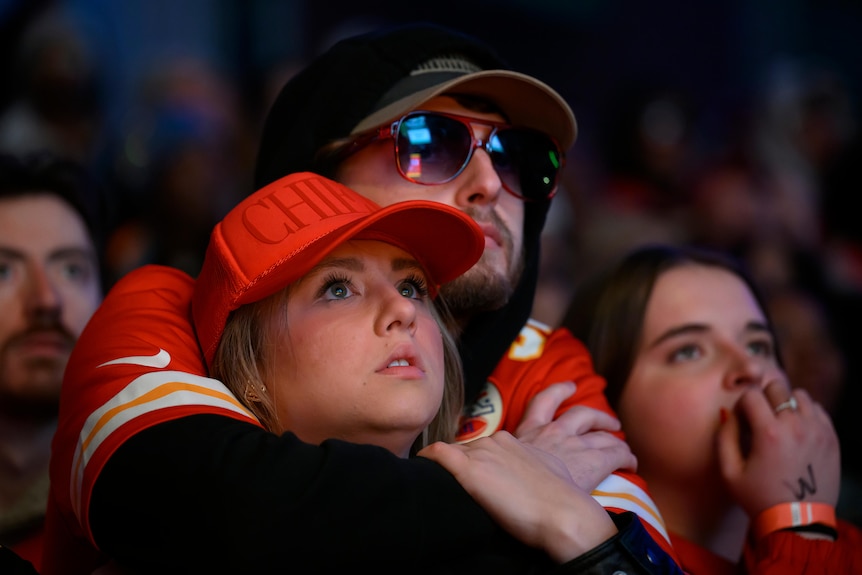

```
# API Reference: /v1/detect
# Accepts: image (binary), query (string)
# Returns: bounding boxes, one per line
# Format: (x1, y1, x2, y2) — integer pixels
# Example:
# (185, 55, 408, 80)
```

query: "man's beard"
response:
(0, 317, 74, 420)
(440, 250, 524, 319)
(440, 206, 525, 321)
(0, 354, 66, 420)
(0, 390, 61, 420)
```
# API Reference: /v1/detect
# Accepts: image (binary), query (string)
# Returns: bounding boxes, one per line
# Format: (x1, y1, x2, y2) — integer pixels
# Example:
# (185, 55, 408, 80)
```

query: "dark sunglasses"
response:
(344, 111, 564, 201)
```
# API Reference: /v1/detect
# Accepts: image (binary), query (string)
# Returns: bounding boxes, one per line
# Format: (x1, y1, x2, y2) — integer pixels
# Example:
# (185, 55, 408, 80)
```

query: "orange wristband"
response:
(752, 502, 837, 540)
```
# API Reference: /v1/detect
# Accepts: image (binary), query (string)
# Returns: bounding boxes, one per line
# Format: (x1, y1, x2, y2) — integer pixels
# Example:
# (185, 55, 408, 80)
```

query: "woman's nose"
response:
(376, 286, 418, 336)
(724, 349, 768, 390)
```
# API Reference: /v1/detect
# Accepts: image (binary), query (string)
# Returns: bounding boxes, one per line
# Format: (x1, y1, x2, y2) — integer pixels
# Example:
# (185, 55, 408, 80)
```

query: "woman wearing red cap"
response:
(160, 169, 654, 572)
(194, 171, 622, 573)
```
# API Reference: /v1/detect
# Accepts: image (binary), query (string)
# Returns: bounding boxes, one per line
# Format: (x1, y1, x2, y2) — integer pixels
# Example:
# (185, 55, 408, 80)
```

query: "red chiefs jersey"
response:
(42, 265, 260, 574)
(457, 318, 678, 562)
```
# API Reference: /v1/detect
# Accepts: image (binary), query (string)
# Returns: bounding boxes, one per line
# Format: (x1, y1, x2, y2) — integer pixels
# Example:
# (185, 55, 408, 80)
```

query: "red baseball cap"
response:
(193, 171, 483, 367)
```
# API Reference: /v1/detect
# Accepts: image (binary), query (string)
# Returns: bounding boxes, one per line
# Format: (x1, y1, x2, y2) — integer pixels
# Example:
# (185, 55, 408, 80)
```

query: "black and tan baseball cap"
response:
(254, 23, 576, 190)
(351, 54, 576, 147)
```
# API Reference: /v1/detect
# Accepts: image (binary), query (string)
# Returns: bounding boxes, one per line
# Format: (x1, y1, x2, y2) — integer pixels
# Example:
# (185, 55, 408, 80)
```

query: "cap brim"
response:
(351, 70, 577, 149)
(239, 199, 484, 306)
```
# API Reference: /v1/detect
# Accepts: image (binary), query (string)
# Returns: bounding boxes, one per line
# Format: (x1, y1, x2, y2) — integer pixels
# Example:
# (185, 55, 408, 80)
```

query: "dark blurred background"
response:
(2, 0, 860, 522)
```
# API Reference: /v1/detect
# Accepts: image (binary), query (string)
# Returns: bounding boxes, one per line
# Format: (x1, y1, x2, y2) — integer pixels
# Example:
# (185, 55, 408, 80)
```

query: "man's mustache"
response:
(464, 207, 514, 253)
(5, 319, 77, 350)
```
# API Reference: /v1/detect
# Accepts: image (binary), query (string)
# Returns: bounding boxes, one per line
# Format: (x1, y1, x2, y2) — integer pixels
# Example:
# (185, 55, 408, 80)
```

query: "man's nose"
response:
(453, 135, 504, 207)
(26, 266, 62, 313)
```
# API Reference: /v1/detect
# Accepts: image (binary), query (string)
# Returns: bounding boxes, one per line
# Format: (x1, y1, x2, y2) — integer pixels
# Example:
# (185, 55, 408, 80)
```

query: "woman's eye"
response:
(398, 275, 429, 300)
(325, 282, 352, 300)
(670, 344, 701, 363)
(747, 340, 773, 358)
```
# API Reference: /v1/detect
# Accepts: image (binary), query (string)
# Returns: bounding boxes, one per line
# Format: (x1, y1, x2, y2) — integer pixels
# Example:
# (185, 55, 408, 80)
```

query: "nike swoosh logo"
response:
(98, 348, 171, 369)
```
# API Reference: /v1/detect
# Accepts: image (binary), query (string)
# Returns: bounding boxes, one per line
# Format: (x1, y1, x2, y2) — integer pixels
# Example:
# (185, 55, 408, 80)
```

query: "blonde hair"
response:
(211, 288, 464, 454)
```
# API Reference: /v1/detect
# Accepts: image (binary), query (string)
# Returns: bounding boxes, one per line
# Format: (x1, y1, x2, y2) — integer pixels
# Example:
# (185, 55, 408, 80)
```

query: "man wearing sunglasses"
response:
(43, 24, 682, 574)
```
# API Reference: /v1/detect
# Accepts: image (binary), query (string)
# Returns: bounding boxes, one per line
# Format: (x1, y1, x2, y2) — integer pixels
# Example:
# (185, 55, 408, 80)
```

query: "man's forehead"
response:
(0, 194, 93, 249)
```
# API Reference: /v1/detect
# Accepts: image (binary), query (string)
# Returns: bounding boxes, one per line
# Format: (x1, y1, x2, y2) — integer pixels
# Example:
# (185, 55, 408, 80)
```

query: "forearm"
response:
(91, 415, 504, 572)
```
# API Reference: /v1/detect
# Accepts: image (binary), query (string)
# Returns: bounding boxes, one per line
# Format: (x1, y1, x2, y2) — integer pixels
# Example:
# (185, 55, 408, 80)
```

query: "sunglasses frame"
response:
(343, 110, 564, 202)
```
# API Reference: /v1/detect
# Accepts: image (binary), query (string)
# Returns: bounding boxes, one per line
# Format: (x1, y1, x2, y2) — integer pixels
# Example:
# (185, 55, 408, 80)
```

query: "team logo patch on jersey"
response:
(456, 382, 503, 443)
(508, 320, 548, 361)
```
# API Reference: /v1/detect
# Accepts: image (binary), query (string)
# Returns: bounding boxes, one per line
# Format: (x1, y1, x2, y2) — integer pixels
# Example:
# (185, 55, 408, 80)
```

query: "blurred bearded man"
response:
(0, 152, 104, 572)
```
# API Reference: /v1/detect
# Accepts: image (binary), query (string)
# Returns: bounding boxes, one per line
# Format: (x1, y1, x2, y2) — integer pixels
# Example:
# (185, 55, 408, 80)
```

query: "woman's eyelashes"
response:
(664, 336, 776, 366)
(319, 273, 354, 300)
(398, 273, 429, 300)
(745, 337, 775, 358)
(316, 271, 430, 301)
(668, 343, 702, 364)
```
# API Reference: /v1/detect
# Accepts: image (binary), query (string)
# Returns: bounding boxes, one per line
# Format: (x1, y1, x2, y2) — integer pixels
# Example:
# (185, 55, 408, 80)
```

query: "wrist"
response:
(546, 509, 618, 563)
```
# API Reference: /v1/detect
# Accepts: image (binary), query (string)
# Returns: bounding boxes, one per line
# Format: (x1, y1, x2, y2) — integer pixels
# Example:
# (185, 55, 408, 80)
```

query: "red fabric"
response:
(669, 532, 737, 575)
(743, 519, 862, 574)
(668, 519, 862, 575)
(42, 265, 260, 575)
(457, 319, 681, 566)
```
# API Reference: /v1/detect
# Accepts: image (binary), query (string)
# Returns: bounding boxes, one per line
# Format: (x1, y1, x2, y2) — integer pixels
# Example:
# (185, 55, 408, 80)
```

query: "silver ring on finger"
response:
(774, 396, 798, 414)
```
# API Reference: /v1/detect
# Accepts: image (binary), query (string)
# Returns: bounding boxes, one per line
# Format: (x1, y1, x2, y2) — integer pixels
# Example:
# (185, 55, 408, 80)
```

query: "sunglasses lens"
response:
(393, 112, 561, 200)
(396, 114, 472, 184)
(490, 129, 561, 201)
